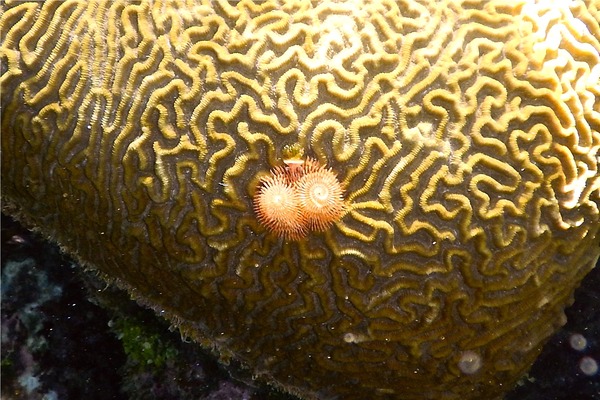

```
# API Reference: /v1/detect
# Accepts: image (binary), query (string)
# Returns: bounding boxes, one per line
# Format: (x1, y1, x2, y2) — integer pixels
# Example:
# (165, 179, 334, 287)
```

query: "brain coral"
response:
(1, 0, 599, 399)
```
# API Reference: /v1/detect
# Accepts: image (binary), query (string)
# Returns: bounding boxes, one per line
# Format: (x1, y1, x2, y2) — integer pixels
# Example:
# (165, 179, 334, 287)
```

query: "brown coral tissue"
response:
(1, 1, 599, 399)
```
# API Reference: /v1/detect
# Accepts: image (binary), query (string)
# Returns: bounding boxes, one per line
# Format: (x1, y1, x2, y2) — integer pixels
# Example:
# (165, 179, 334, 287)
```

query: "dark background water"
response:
(1, 213, 598, 400)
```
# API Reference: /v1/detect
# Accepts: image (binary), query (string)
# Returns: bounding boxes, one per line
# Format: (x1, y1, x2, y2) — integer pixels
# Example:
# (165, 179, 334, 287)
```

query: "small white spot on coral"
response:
(458, 351, 482, 375)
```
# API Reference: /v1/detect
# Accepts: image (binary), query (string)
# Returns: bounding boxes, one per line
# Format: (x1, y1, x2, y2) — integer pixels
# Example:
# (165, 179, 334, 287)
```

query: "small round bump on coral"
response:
(253, 174, 306, 240)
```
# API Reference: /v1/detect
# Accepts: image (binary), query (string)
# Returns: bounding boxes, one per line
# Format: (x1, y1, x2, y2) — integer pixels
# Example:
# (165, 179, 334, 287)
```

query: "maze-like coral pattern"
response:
(1, 1, 599, 399)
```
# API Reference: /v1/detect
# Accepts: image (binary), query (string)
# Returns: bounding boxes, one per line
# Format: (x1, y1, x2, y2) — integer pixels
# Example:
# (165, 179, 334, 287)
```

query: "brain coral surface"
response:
(1, 1, 599, 399)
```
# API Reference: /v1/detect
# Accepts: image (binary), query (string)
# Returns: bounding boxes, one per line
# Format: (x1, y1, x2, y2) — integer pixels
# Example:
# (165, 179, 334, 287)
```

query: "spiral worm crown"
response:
(253, 158, 346, 238)
(253, 174, 307, 240)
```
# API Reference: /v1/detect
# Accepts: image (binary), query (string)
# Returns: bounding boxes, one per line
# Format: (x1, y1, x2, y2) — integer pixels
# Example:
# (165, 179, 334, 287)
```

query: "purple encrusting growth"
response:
(1, 215, 125, 399)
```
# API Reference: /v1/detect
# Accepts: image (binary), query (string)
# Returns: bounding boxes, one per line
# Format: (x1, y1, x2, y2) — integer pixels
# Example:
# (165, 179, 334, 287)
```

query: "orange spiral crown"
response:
(253, 157, 346, 239)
